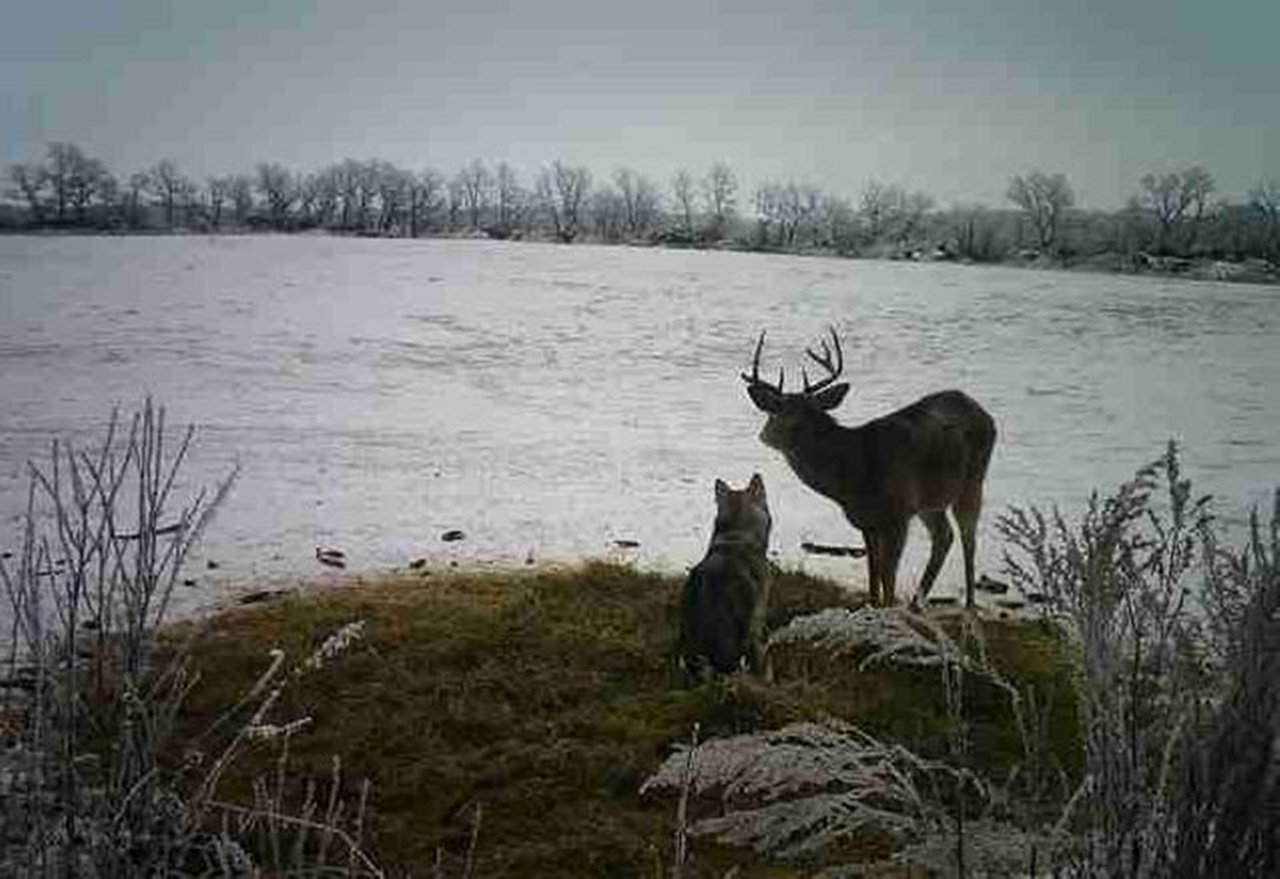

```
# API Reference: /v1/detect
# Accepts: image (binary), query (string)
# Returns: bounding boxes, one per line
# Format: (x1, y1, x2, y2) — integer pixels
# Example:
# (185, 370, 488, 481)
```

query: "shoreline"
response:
(3, 226, 1277, 287)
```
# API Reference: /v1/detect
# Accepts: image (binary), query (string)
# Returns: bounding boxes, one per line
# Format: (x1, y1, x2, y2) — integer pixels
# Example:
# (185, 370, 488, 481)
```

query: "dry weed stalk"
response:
(0, 400, 382, 877)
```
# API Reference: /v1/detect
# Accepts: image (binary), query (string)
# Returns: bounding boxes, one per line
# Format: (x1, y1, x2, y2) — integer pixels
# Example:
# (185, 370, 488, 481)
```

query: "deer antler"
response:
(740, 331, 785, 393)
(802, 326, 844, 394)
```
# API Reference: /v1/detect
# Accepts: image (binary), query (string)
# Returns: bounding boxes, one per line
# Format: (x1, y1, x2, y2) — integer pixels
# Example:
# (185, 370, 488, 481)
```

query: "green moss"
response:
(176, 561, 1082, 876)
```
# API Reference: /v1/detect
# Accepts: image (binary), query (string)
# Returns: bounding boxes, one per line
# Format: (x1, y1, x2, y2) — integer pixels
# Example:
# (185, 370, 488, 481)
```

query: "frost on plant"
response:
(302, 619, 367, 672)
(769, 605, 963, 671)
(642, 721, 939, 861)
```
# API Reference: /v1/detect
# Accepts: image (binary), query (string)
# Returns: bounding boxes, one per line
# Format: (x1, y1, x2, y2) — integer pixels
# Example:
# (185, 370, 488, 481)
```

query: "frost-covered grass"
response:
(173, 560, 1079, 877)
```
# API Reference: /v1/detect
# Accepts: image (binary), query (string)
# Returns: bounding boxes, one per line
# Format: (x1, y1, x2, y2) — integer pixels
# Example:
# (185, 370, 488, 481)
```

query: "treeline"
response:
(4, 142, 1279, 275)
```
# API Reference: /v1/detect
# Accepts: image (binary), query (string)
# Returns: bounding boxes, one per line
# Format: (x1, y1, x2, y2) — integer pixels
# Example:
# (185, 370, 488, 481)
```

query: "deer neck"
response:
(781, 416, 867, 503)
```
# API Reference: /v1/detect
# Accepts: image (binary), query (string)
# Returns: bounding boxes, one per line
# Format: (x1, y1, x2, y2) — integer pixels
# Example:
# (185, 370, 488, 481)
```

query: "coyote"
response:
(678, 474, 774, 683)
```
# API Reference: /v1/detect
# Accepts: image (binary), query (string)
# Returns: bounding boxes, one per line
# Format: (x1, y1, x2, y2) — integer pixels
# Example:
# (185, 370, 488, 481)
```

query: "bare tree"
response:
(454, 159, 493, 231)
(7, 161, 48, 224)
(150, 159, 189, 228)
(816, 193, 857, 253)
(670, 168, 697, 240)
(331, 159, 361, 229)
(702, 162, 737, 240)
(1136, 165, 1216, 255)
(536, 160, 591, 242)
(327, 159, 379, 231)
(206, 176, 231, 229)
(858, 180, 896, 242)
(94, 172, 121, 227)
(229, 174, 255, 226)
(589, 186, 626, 242)
(779, 182, 814, 247)
(1006, 170, 1075, 252)
(446, 177, 465, 231)
(255, 162, 296, 229)
(1249, 180, 1280, 263)
(894, 190, 935, 249)
(613, 167, 661, 239)
(353, 161, 380, 232)
(408, 168, 446, 237)
(295, 168, 338, 229)
(492, 161, 525, 238)
(754, 181, 820, 248)
(45, 142, 88, 224)
(948, 204, 1006, 262)
(312, 167, 341, 228)
(753, 183, 783, 248)
(124, 171, 151, 228)
(178, 177, 203, 228)
(373, 161, 411, 234)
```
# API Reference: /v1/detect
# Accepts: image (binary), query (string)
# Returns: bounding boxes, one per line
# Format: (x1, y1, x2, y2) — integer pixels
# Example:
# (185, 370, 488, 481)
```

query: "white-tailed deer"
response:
(742, 327, 996, 608)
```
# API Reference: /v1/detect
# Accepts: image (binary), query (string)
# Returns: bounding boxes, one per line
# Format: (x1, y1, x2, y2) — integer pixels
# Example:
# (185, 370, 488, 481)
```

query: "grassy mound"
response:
(177, 562, 1080, 876)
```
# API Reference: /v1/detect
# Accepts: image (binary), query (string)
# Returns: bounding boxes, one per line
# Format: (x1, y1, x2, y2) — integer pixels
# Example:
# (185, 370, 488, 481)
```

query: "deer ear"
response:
(812, 383, 849, 411)
(747, 473, 766, 499)
(714, 478, 730, 501)
(747, 383, 783, 413)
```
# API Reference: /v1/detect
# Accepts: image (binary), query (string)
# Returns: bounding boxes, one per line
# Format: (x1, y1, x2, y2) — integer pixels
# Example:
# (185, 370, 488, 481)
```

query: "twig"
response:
(204, 799, 385, 877)
(672, 721, 700, 879)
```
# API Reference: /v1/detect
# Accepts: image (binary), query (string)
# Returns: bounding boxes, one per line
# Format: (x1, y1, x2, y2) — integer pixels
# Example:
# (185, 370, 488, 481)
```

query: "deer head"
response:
(741, 327, 850, 450)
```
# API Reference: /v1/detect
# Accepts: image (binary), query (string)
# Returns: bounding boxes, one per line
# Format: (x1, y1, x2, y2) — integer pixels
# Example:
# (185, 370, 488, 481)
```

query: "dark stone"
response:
(441, 529, 465, 542)
(238, 589, 287, 606)
(800, 541, 866, 558)
(976, 575, 1010, 594)
(316, 548, 347, 569)
(612, 539, 640, 549)
(408, 558, 428, 570)
(206, 559, 220, 570)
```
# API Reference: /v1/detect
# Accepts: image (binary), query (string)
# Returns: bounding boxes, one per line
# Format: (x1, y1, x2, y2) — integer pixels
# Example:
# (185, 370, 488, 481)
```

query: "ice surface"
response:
(1, 235, 1277, 620)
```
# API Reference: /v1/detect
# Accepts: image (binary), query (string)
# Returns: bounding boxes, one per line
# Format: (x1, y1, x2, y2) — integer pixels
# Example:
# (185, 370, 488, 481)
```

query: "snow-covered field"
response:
(2, 235, 1277, 615)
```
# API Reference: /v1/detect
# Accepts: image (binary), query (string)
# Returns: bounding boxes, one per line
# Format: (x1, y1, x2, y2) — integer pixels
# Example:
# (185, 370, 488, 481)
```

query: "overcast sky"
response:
(3, 0, 1277, 209)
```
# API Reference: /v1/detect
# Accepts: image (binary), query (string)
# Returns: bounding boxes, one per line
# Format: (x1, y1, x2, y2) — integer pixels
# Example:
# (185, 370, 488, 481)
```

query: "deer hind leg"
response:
(877, 520, 910, 607)
(917, 509, 954, 604)
(862, 529, 882, 607)
(954, 484, 984, 608)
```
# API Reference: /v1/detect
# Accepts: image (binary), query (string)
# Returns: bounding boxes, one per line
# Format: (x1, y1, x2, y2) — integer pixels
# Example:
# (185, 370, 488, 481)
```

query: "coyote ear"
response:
(747, 473, 766, 498)
(746, 383, 783, 413)
(714, 478, 730, 501)
(812, 382, 849, 411)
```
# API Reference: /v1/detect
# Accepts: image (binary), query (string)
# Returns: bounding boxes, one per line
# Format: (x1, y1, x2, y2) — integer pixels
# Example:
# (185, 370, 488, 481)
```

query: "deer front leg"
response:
(878, 520, 909, 607)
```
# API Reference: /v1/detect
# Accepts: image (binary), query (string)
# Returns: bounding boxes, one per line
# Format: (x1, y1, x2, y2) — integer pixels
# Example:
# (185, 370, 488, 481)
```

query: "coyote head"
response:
(711, 473, 772, 549)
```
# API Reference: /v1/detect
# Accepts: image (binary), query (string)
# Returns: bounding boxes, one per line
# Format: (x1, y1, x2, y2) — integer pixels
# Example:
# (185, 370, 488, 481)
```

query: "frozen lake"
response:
(1, 235, 1278, 611)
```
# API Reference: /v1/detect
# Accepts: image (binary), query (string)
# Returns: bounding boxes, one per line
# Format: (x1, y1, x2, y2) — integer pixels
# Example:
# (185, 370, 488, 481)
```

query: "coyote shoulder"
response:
(678, 474, 773, 683)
